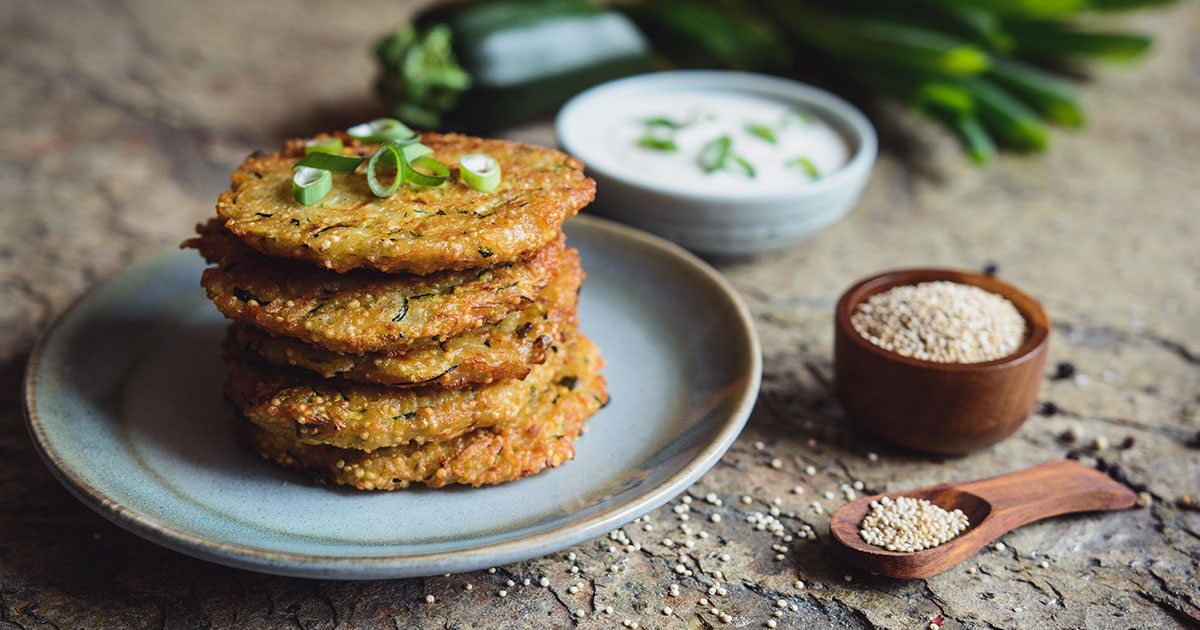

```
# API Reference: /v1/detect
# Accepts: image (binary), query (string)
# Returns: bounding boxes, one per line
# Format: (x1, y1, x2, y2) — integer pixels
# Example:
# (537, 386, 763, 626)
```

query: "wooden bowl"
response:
(834, 269, 1050, 454)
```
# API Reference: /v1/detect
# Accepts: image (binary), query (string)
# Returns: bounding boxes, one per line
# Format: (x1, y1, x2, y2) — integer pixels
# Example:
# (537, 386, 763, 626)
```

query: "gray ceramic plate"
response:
(24, 214, 761, 580)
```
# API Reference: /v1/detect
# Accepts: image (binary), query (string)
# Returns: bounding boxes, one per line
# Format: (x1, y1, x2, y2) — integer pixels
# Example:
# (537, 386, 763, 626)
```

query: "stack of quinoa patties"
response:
(185, 131, 606, 490)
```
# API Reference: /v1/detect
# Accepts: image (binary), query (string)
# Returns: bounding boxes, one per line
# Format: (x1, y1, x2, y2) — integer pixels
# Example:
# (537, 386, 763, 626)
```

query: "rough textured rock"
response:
(1, 1, 1197, 628)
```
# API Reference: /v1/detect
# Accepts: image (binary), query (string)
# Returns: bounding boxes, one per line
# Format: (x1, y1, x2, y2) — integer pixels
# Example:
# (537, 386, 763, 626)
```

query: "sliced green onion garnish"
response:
(294, 152, 364, 173)
(459, 153, 502, 191)
(402, 155, 449, 187)
(375, 142, 432, 170)
(745, 123, 777, 145)
(293, 167, 332, 205)
(402, 142, 432, 161)
(733, 156, 756, 178)
(698, 136, 732, 173)
(644, 116, 689, 130)
(367, 143, 403, 197)
(637, 135, 678, 152)
(784, 109, 815, 126)
(348, 118, 418, 143)
(304, 137, 344, 154)
(787, 157, 821, 179)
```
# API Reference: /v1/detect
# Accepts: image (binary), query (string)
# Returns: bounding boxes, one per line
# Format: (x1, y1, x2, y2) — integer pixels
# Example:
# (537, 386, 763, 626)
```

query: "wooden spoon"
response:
(829, 459, 1137, 579)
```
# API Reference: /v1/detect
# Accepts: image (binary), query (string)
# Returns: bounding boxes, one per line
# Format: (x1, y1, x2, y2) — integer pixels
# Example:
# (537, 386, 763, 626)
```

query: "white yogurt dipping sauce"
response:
(577, 89, 851, 197)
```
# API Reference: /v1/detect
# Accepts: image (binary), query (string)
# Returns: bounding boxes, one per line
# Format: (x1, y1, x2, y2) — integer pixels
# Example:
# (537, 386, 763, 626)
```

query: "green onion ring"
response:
(348, 118, 418, 143)
(636, 135, 678, 152)
(304, 137, 344, 154)
(294, 152, 364, 173)
(367, 143, 404, 197)
(293, 167, 332, 205)
(402, 155, 449, 187)
(787, 157, 821, 179)
(375, 141, 431, 170)
(698, 136, 732, 173)
(745, 123, 777, 145)
(733, 156, 756, 178)
(459, 153, 501, 191)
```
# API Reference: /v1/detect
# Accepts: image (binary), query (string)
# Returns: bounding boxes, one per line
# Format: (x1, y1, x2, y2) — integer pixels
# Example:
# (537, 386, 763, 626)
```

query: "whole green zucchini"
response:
(376, 0, 652, 131)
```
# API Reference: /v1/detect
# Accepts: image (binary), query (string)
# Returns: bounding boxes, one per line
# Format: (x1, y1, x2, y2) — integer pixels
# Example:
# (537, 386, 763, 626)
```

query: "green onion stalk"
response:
(372, 0, 1178, 164)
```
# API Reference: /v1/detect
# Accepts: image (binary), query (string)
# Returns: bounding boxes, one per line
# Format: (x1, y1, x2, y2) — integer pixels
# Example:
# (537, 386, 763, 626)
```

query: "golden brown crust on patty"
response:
(236, 335, 606, 489)
(234, 248, 582, 388)
(223, 329, 594, 452)
(186, 219, 564, 354)
(215, 132, 594, 275)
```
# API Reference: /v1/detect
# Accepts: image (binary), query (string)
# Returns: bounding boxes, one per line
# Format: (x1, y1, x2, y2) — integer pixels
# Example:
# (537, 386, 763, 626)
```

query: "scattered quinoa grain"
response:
(425, 595, 435, 604)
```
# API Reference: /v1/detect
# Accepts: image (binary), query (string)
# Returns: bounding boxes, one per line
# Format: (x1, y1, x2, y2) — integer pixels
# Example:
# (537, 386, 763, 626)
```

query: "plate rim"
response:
(23, 214, 762, 579)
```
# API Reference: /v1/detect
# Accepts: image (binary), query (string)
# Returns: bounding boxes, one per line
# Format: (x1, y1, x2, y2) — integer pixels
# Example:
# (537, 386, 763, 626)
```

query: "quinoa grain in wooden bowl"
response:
(833, 269, 1050, 454)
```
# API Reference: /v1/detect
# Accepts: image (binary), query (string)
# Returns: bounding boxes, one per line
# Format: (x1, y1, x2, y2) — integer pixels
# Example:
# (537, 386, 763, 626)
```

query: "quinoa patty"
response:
(216, 133, 594, 275)
(224, 329, 587, 452)
(234, 248, 581, 388)
(237, 335, 606, 489)
(187, 220, 563, 354)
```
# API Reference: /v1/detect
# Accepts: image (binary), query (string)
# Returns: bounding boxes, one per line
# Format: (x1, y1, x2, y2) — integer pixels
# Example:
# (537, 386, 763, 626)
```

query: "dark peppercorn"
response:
(1040, 401, 1060, 416)
(983, 262, 999, 277)
(1107, 465, 1128, 485)
(1188, 431, 1200, 448)
(1065, 450, 1081, 461)
(1094, 457, 1109, 472)
(1054, 362, 1076, 380)
(1120, 436, 1137, 449)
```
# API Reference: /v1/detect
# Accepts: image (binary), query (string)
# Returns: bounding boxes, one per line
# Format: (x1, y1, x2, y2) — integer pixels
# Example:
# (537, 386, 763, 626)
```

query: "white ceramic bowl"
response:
(556, 70, 877, 257)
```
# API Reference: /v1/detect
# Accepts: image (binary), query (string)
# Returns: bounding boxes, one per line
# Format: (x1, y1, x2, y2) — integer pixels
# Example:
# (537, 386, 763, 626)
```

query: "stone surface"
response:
(1, 1, 1197, 628)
